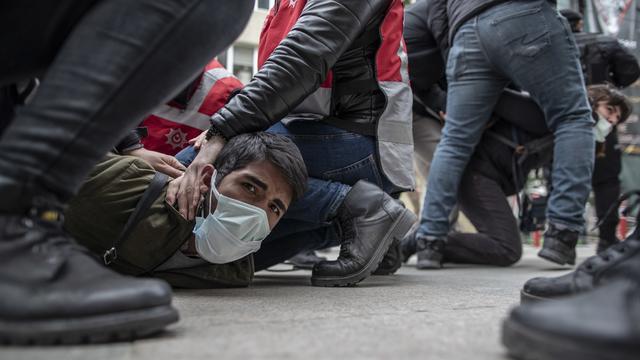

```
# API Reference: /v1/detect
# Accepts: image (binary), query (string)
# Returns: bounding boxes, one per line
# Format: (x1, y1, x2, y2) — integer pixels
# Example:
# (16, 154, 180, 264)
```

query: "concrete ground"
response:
(1, 245, 596, 360)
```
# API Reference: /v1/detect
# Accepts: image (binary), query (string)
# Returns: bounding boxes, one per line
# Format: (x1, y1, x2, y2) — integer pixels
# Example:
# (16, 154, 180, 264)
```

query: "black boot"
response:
(596, 238, 618, 255)
(311, 181, 416, 286)
(416, 235, 445, 269)
(400, 225, 418, 263)
(537, 224, 578, 265)
(521, 233, 640, 303)
(372, 238, 403, 275)
(503, 280, 640, 360)
(285, 250, 327, 270)
(0, 207, 178, 345)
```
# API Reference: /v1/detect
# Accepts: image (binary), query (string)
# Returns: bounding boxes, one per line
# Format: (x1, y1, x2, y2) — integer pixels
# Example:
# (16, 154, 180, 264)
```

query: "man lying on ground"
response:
(63, 132, 307, 288)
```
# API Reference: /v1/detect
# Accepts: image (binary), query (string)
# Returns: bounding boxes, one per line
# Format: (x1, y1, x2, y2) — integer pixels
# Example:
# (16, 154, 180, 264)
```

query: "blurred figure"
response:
(0, 0, 253, 344)
(560, 8, 640, 254)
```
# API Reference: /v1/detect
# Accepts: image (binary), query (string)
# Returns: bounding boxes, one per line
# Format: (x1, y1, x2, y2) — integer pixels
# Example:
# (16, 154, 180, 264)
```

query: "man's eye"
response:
(243, 183, 256, 194)
(270, 204, 281, 215)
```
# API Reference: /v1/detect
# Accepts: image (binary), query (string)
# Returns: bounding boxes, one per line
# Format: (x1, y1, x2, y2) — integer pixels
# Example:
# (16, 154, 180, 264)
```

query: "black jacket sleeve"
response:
(426, 0, 450, 59)
(210, 0, 392, 139)
(608, 41, 640, 88)
(114, 129, 143, 154)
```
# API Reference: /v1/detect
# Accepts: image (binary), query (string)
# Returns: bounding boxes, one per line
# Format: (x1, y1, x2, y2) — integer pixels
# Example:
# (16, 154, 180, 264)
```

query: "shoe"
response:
(416, 235, 444, 269)
(0, 206, 179, 345)
(372, 238, 403, 275)
(596, 238, 618, 255)
(285, 250, 327, 270)
(537, 224, 578, 265)
(503, 280, 640, 360)
(521, 231, 640, 303)
(400, 225, 417, 263)
(311, 181, 416, 287)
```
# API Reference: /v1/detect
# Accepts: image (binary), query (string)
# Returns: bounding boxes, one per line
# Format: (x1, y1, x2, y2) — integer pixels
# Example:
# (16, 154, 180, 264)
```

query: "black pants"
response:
(593, 178, 620, 246)
(444, 171, 523, 266)
(0, 0, 253, 212)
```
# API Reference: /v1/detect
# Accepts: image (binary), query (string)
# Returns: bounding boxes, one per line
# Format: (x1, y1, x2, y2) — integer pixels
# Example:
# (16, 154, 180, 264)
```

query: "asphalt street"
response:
(1, 245, 596, 360)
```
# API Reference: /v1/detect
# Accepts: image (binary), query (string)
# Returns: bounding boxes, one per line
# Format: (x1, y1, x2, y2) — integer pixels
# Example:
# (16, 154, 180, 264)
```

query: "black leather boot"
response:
(372, 238, 403, 275)
(596, 238, 618, 255)
(400, 226, 417, 263)
(503, 280, 640, 360)
(416, 235, 445, 269)
(0, 207, 179, 345)
(537, 224, 579, 265)
(521, 232, 640, 303)
(311, 181, 415, 286)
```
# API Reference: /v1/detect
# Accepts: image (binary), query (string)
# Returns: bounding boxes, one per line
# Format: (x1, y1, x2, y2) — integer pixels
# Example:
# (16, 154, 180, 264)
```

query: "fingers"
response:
(165, 175, 182, 205)
(177, 166, 202, 221)
(192, 131, 207, 150)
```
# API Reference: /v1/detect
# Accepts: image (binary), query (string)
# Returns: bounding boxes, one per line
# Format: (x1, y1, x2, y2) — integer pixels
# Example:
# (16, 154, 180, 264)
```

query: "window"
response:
(233, 46, 256, 84)
(256, 0, 275, 10)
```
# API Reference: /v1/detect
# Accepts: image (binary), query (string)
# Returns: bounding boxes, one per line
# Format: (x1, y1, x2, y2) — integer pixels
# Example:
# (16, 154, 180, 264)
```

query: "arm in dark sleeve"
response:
(210, 0, 392, 138)
(608, 41, 640, 88)
(425, 0, 449, 60)
(114, 129, 143, 154)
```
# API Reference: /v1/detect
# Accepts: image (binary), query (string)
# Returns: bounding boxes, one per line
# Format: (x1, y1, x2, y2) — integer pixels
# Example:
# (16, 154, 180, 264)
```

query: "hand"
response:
(126, 148, 186, 178)
(188, 130, 208, 150)
(174, 137, 226, 220)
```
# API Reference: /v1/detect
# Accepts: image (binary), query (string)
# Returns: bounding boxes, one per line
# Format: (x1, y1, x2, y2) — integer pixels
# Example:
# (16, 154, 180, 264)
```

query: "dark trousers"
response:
(0, 0, 253, 212)
(593, 179, 620, 246)
(444, 171, 523, 266)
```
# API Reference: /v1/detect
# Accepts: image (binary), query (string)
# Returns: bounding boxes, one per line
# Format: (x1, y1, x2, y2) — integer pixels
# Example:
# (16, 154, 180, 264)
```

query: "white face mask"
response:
(593, 113, 613, 143)
(193, 171, 270, 264)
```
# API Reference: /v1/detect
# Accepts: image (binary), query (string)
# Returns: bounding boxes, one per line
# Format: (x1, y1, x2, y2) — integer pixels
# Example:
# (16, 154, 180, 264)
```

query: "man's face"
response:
(595, 101, 622, 126)
(214, 161, 292, 230)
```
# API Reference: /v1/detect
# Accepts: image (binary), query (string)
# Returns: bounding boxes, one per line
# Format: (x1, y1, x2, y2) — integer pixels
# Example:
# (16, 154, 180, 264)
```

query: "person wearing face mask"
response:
(63, 132, 308, 288)
(588, 84, 633, 254)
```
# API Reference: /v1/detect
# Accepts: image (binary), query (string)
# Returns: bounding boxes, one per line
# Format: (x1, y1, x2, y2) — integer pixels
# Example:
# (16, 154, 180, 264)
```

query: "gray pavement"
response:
(1, 245, 596, 360)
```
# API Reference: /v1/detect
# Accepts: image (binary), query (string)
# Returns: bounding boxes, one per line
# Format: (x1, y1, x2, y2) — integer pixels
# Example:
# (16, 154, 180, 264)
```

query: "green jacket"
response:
(64, 154, 254, 288)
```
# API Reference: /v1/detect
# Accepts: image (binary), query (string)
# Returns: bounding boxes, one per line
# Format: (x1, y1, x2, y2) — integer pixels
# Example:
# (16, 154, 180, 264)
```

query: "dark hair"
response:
(559, 9, 582, 32)
(587, 84, 633, 123)
(214, 132, 308, 202)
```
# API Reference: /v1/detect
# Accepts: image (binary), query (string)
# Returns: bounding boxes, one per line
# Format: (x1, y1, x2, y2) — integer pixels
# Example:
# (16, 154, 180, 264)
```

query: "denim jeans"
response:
(420, 0, 594, 238)
(0, 0, 253, 212)
(179, 120, 393, 270)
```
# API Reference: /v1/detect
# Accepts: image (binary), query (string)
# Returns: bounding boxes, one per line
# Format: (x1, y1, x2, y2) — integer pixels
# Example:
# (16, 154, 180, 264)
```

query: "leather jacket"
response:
(210, 0, 394, 138)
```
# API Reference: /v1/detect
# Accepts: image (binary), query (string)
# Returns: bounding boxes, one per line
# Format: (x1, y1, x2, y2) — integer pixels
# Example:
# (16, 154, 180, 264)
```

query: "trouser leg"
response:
(593, 179, 621, 245)
(444, 171, 522, 266)
(0, 0, 253, 212)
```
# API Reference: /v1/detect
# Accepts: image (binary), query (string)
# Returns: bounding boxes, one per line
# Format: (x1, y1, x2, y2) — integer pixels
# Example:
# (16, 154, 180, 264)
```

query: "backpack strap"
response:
(103, 172, 169, 265)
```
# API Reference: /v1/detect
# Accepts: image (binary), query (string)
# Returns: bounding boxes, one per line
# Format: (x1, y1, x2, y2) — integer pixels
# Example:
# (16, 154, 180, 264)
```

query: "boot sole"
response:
(0, 304, 178, 345)
(520, 289, 555, 304)
(502, 316, 639, 360)
(537, 248, 576, 266)
(310, 209, 416, 287)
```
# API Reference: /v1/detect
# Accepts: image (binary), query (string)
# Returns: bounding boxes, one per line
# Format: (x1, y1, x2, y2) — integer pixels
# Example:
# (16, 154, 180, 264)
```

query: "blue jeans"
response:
(420, 0, 594, 238)
(178, 121, 393, 270)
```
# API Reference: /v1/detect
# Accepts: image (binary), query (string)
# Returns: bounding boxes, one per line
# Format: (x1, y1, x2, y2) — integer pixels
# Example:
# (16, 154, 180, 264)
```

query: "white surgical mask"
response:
(593, 113, 613, 143)
(193, 171, 270, 264)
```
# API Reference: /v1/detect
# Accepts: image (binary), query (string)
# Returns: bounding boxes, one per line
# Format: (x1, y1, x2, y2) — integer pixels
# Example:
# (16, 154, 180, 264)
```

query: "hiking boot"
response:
(311, 181, 416, 287)
(0, 207, 179, 345)
(372, 238, 403, 275)
(416, 235, 444, 269)
(537, 224, 578, 265)
(503, 280, 640, 360)
(286, 250, 327, 270)
(521, 232, 640, 303)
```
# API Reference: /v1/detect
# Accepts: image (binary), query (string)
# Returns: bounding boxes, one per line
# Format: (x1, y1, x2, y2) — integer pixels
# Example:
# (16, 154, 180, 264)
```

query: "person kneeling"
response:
(64, 132, 307, 288)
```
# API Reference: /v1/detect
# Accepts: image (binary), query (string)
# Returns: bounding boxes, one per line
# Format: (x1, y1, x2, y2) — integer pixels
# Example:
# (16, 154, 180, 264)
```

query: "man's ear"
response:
(198, 164, 215, 194)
